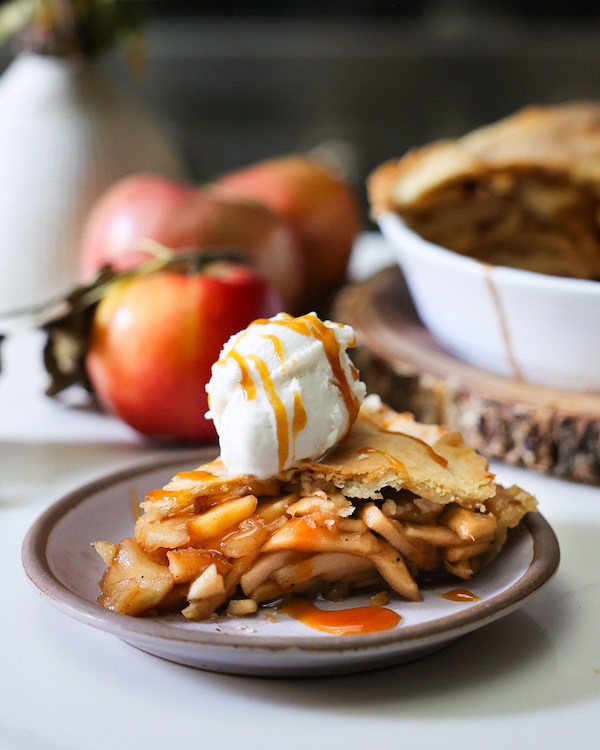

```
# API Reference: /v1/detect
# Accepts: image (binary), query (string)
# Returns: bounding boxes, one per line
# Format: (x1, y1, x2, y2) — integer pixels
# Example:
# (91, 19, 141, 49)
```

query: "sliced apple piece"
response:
(441, 506, 497, 542)
(166, 548, 231, 583)
(187, 564, 225, 600)
(96, 537, 173, 615)
(262, 516, 380, 556)
(187, 494, 258, 544)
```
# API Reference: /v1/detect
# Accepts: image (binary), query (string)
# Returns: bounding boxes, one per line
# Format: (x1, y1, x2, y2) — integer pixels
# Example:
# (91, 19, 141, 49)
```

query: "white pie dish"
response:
(22, 449, 559, 677)
(377, 211, 600, 392)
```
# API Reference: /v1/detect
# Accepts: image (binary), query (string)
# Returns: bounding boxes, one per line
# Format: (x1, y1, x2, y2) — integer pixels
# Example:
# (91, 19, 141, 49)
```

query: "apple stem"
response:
(79, 248, 247, 308)
(130, 237, 175, 263)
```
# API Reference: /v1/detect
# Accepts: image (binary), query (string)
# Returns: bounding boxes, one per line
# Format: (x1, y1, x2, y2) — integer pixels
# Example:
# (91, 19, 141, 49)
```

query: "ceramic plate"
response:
(22, 449, 560, 677)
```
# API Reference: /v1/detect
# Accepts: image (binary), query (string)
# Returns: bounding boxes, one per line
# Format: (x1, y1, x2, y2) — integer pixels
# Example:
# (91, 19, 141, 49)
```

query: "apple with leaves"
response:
(85, 258, 282, 442)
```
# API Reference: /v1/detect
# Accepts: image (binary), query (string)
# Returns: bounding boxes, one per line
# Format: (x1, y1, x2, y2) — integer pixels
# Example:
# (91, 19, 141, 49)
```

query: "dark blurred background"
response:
(6, 0, 600, 216)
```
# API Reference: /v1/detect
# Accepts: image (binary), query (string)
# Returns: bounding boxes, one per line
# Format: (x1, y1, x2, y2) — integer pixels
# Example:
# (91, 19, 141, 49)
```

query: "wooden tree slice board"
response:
(334, 265, 600, 484)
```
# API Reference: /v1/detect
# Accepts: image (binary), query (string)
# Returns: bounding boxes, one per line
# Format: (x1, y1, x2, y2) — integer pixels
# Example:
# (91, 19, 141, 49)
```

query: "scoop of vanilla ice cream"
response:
(205, 313, 366, 478)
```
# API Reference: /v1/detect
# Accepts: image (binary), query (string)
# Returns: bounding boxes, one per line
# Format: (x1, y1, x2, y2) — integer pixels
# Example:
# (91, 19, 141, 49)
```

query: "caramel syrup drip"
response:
(280, 598, 401, 635)
(174, 470, 216, 481)
(129, 486, 142, 519)
(292, 390, 307, 456)
(246, 353, 289, 472)
(362, 447, 409, 482)
(145, 489, 182, 502)
(217, 333, 292, 470)
(295, 558, 314, 581)
(302, 314, 360, 436)
(252, 313, 360, 438)
(370, 423, 449, 469)
(439, 588, 481, 602)
(414, 439, 448, 469)
(228, 350, 257, 401)
(216, 314, 356, 472)
(260, 334, 285, 370)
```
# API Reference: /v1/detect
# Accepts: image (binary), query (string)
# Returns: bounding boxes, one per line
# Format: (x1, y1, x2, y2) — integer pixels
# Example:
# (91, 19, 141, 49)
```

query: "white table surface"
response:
(1, 237, 599, 750)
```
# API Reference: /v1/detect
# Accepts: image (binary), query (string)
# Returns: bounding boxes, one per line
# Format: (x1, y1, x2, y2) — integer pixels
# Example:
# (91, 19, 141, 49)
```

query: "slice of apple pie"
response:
(94, 396, 537, 620)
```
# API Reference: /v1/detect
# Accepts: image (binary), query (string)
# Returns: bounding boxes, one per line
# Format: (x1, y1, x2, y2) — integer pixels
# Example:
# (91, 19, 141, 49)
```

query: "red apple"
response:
(79, 174, 306, 312)
(86, 261, 282, 442)
(214, 155, 362, 304)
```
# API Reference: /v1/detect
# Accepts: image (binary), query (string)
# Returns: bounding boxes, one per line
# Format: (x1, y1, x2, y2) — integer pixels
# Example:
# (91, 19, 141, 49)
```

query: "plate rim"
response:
(22, 450, 560, 654)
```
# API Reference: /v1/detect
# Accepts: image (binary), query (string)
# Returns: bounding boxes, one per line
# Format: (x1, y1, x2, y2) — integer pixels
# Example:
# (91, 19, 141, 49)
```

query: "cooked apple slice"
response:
(95, 537, 173, 615)
(441, 506, 497, 542)
(166, 548, 231, 583)
(187, 494, 258, 543)
(262, 516, 380, 556)
(445, 541, 492, 562)
(187, 564, 225, 600)
(368, 540, 421, 602)
(239, 551, 296, 596)
(135, 516, 191, 552)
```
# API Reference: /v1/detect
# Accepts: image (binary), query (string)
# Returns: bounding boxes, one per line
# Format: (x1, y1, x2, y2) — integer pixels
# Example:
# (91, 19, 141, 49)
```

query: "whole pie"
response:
(368, 102, 600, 279)
(94, 396, 537, 620)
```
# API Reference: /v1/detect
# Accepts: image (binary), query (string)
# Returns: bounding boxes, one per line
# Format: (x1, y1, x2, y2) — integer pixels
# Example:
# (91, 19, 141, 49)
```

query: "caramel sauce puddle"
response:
(280, 598, 401, 635)
(439, 588, 481, 602)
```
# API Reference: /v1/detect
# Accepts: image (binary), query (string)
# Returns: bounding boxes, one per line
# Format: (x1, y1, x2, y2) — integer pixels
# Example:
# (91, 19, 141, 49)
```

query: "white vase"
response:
(0, 53, 187, 318)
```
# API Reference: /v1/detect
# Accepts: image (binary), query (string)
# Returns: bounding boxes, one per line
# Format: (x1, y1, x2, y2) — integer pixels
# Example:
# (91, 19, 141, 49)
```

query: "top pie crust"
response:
(297, 412, 495, 507)
(369, 102, 600, 210)
(368, 102, 600, 279)
(161, 403, 497, 509)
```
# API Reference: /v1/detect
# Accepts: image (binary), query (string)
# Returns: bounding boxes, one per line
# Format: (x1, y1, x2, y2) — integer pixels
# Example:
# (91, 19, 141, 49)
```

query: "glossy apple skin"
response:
(86, 264, 282, 442)
(79, 174, 306, 312)
(214, 156, 362, 304)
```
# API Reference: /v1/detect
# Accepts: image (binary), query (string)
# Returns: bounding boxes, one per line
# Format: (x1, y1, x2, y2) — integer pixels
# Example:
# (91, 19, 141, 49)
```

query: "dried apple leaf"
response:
(39, 266, 118, 397)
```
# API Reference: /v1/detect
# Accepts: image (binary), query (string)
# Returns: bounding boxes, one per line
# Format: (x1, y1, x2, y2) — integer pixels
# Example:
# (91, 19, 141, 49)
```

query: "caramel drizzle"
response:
(174, 470, 216, 481)
(370, 422, 449, 469)
(145, 489, 182, 502)
(260, 334, 285, 370)
(252, 313, 360, 438)
(412, 438, 448, 469)
(362, 447, 408, 482)
(246, 353, 289, 471)
(217, 334, 290, 470)
(292, 390, 307, 457)
(482, 263, 523, 381)
(216, 314, 357, 472)
(228, 350, 257, 401)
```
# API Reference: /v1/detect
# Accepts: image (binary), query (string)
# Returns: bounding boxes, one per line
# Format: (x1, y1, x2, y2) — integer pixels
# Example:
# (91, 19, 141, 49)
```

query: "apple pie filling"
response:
(94, 403, 536, 620)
